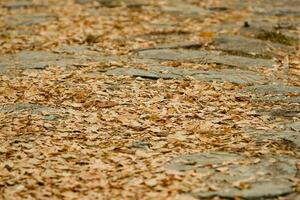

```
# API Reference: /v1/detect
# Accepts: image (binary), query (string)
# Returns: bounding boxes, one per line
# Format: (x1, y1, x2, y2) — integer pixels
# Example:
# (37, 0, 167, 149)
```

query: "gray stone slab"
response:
(0, 50, 116, 70)
(138, 49, 214, 61)
(4, 1, 46, 9)
(191, 69, 264, 84)
(166, 152, 242, 171)
(257, 96, 300, 104)
(138, 49, 275, 69)
(270, 109, 300, 117)
(105, 66, 265, 84)
(75, 0, 120, 6)
(162, 4, 211, 17)
(248, 130, 300, 149)
(192, 181, 294, 199)
(257, 7, 300, 16)
(4, 14, 56, 26)
(0, 51, 72, 69)
(0, 103, 59, 114)
(210, 54, 275, 69)
(105, 67, 181, 79)
(244, 84, 300, 95)
(213, 36, 293, 57)
(136, 42, 202, 51)
(287, 122, 300, 132)
(243, 84, 300, 103)
(166, 152, 297, 199)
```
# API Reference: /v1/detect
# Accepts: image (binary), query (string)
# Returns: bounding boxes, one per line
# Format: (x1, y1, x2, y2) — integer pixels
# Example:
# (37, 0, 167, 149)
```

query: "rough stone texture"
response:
(247, 130, 300, 149)
(138, 49, 214, 61)
(256, 7, 300, 16)
(75, 0, 120, 6)
(106, 67, 181, 79)
(162, 4, 210, 17)
(213, 35, 293, 57)
(210, 54, 275, 69)
(270, 109, 300, 117)
(4, 14, 56, 27)
(137, 49, 275, 69)
(166, 152, 297, 199)
(0, 49, 116, 71)
(192, 181, 294, 199)
(166, 152, 242, 171)
(191, 69, 264, 84)
(262, 96, 300, 104)
(3, 1, 46, 9)
(0, 103, 59, 114)
(244, 84, 300, 103)
(287, 122, 300, 132)
(105, 66, 265, 84)
(76, 0, 148, 8)
(136, 42, 202, 51)
(240, 20, 300, 37)
(244, 84, 300, 95)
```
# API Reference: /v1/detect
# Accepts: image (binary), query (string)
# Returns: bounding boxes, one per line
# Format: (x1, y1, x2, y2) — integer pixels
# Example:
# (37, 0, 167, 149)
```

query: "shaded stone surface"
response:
(0, 103, 59, 114)
(136, 41, 202, 51)
(3, 1, 46, 9)
(75, 0, 120, 6)
(4, 14, 56, 27)
(239, 21, 300, 46)
(166, 152, 242, 172)
(192, 181, 293, 199)
(166, 152, 297, 199)
(137, 49, 275, 69)
(161, 3, 210, 17)
(106, 66, 265, 84)
(213, 35, 293, 57)
(256, 7, 300, 16)
(244, 84, 300, 95)
(287, 121, 300, 132)
(76, 0, 148, 8)
(244, 84, 300, 103)
(260, 96, 300, 104)
(138, 49, 215, 61)
(270, 109, 300, 117)
(106, 67, 180, 79)
(247, 130, 300, 149)
(0, 49, 116, 71)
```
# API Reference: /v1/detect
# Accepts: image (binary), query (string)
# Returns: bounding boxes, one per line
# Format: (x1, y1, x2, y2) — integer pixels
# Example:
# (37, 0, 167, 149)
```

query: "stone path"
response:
(0, 0, 299, 199)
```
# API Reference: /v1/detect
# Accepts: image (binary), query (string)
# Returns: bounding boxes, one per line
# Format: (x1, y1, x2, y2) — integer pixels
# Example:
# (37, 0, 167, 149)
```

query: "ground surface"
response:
(0, 0, 299, 199)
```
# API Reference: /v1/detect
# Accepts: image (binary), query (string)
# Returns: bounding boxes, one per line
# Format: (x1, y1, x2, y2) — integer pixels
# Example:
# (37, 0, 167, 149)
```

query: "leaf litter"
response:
(0, 0, 299, 199)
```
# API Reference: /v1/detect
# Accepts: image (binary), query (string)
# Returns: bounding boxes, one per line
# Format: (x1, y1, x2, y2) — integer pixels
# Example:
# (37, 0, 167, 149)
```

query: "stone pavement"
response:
(0, 0, 299, 199)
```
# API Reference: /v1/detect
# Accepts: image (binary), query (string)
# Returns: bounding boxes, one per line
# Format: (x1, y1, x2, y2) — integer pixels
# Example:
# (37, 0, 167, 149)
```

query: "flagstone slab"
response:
(138, 49, 215, 61)
(4, 14, 57, 27)
(244, 84, 300, 103)
(0, 50, 116, 70)
(244, 84, 300, 95)
(256, 7, 300, 16)
(166, 152, 296, 199)
(0, 103, 59, 114)
(192, 181, 293, 199)
(3, 1, 47, 9)
(136, 42, 203, 51)
(213, 35, 293, 57)
(105, 66, 265, 84)
(161, 4, 211, 17)
(247, 130, 300, 150)
(137, 49, 275, 69)
(287, 122, 300, 132)
(106, 67, 180, 79)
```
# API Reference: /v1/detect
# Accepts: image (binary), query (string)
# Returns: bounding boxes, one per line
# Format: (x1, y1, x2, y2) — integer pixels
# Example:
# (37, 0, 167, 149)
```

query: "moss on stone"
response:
(256, 30, 296, 45)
